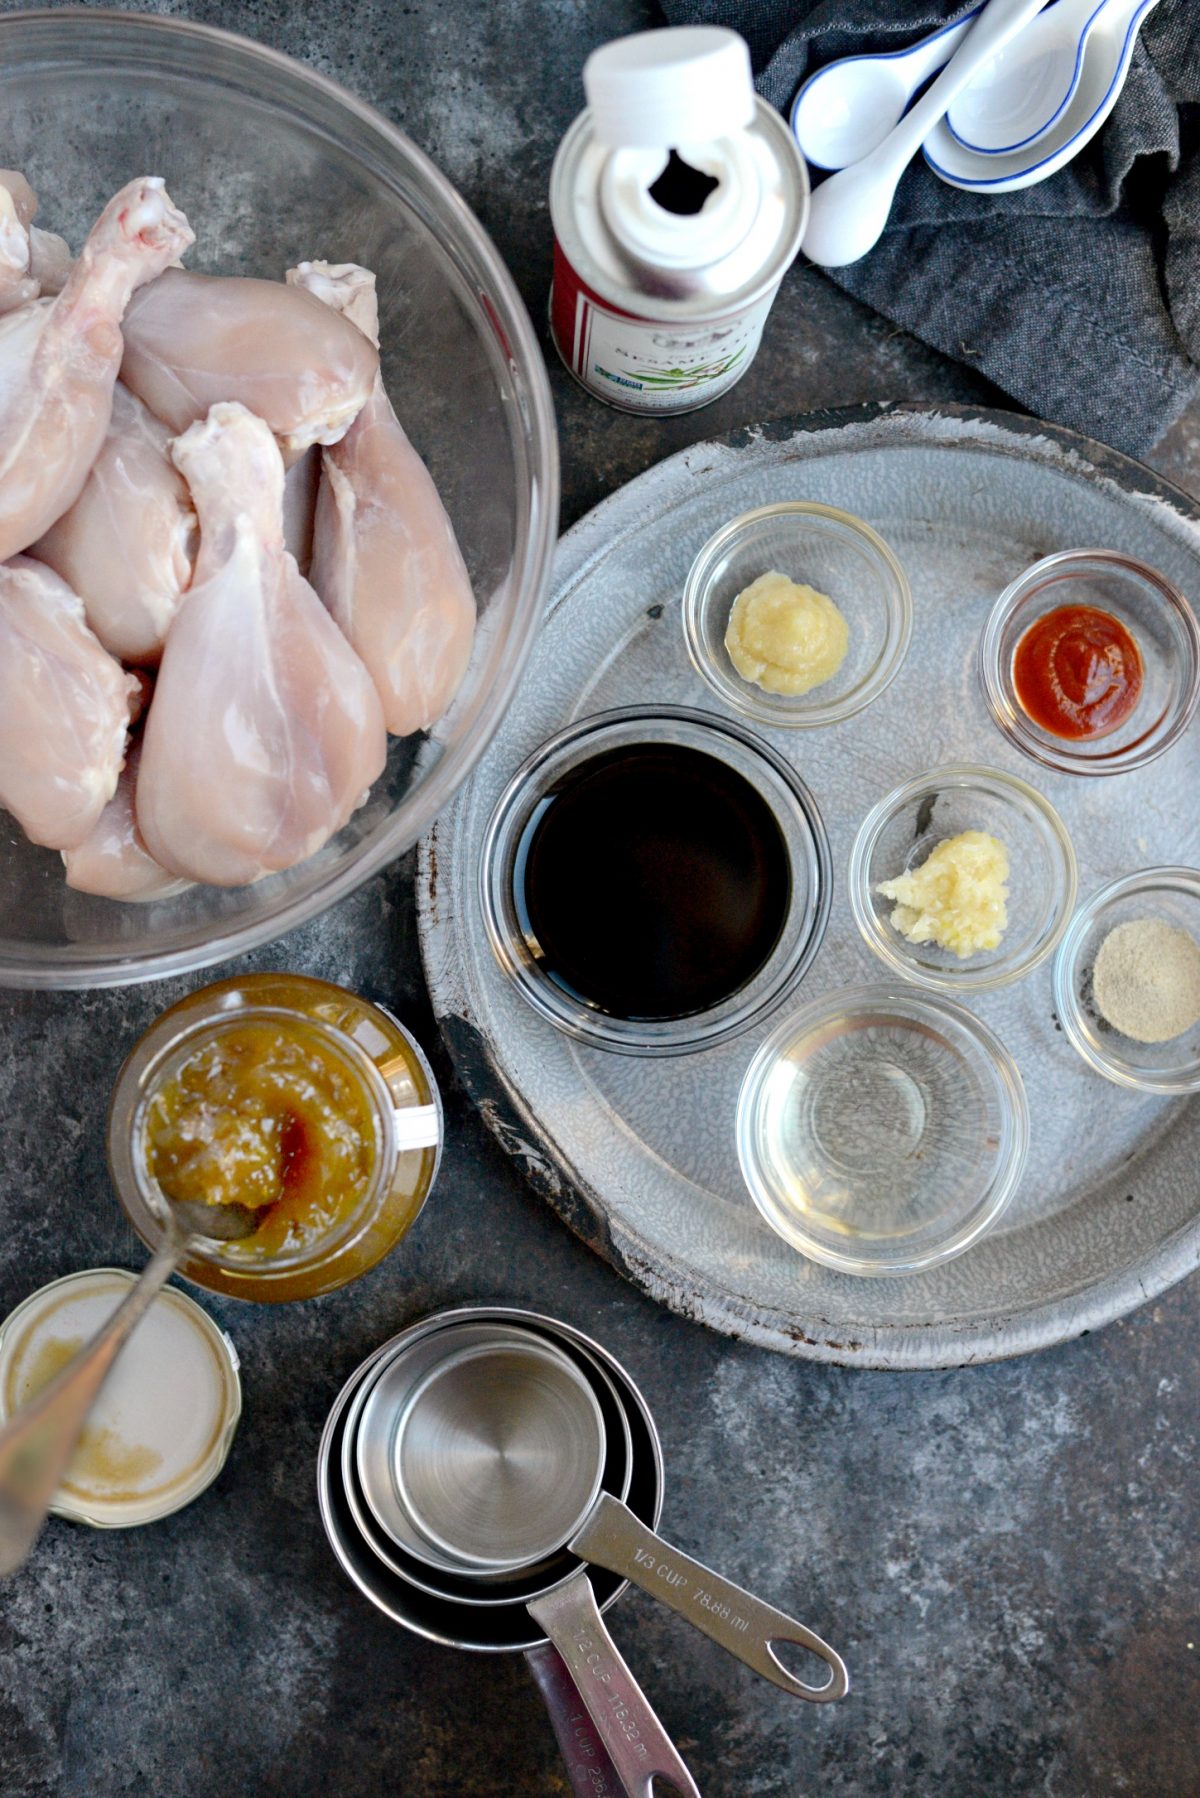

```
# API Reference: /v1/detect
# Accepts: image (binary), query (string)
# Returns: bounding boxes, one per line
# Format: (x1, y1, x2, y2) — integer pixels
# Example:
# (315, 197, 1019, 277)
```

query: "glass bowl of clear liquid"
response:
(735, 983, 1029, 1276)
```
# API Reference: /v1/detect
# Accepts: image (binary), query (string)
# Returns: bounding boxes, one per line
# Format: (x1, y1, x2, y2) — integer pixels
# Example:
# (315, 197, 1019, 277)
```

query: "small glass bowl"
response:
(979, 549, 1200, 776)
(849, 764, 1077, 993)
(1052, 867, 1200, 1094)
(736, 984, 1029, 1276)
(681, 502, 912, 729)
(480, 705, 832, 1056)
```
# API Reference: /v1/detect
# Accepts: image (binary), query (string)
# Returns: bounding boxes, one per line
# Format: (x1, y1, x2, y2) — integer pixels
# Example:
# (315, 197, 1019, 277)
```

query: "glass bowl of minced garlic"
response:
(1053, 867, 1200, 1093)
(849, 764, 1078, 993)
(681, 501, 912, 729)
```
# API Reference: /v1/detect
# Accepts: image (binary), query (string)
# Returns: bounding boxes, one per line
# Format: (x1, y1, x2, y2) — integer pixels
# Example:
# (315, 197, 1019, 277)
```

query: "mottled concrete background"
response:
(1, 2, 1198, 1795)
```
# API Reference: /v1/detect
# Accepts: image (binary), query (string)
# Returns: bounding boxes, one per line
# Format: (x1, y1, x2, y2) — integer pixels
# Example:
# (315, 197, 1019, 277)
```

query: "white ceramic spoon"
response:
(802, 0, 1051, 267)
(947, 0, 1113, 154)
(925, 0, 1162, 191)
(792, 7, 981, 171)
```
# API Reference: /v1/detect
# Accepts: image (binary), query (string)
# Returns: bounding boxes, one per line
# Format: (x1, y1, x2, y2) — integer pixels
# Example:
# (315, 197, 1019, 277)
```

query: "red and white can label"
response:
(550, 241, 774, 415)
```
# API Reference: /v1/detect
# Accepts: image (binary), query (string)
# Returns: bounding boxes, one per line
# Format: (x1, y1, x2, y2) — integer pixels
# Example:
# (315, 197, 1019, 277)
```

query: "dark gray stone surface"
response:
(1, 3, 1198, 1795)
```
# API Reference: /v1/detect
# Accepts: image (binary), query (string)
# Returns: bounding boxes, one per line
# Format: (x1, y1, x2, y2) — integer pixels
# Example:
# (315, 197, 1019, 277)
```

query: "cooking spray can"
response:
(549, 26, 809, 416)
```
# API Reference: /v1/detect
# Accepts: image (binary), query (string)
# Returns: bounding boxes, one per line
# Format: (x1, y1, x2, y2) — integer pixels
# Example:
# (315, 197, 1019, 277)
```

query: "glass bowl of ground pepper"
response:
(1053, 867, 1200, 1094)
(978, 549, 1200, 776)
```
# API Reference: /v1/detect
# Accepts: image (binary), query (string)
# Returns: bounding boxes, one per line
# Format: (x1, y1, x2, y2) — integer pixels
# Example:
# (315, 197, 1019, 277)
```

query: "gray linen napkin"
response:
(659, 0, 1200, 457)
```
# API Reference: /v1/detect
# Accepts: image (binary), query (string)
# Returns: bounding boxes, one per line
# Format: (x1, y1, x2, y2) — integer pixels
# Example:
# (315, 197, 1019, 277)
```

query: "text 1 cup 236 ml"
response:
(549, 26, 810, 416)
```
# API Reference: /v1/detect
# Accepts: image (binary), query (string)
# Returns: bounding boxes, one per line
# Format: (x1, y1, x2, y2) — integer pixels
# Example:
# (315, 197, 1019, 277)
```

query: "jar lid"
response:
(0, 1269, 241, 1528)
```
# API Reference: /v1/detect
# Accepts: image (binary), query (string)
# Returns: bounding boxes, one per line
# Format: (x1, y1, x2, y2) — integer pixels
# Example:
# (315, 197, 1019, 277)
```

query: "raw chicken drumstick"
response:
(137, 402, 387, 887)
(33, 382, 198, 663)
(0, 171, 36, 229)
(0, 176, 193, 563)
(63, 739, 188, 902)
(0, 557, 139, 850)
(290, 260, 476, 738)
(0, 169, 71, 312)
(121, 268, 379, 459)
(27, 228, 72, 297)
(0, 173, 38, 315)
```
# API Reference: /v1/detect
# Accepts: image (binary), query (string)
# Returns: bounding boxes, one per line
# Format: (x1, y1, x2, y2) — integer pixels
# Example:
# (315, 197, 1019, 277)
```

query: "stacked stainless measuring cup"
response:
(318, 1306, 849, 1796)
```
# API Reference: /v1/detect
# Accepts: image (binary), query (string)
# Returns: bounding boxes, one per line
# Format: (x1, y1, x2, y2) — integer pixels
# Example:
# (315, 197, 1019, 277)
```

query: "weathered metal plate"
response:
(418, 404, 1200, 1368)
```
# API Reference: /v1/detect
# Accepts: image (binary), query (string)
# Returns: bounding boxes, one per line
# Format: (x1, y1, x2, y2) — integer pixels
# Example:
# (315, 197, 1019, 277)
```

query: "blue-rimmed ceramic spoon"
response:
(948, 0, 1117, 154)
(803, 0, 1051, 266)
(924, 0, 1162, 191)
(792, 6, 982, 170)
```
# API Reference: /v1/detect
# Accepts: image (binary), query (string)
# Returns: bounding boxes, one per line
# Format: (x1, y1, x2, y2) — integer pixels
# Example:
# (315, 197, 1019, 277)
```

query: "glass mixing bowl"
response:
(0, 10, 557, 989)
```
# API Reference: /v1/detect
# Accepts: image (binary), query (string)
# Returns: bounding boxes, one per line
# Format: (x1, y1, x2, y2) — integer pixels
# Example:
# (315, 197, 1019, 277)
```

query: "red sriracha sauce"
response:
(1013, 604, 1143, 740)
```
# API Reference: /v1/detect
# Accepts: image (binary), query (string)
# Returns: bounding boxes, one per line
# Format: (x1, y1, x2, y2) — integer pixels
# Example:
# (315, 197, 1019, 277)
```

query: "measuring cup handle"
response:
(571, 1493, 849, 1704)
(525, 1642, 624, 1798)
(527, 1571, 701, 1798)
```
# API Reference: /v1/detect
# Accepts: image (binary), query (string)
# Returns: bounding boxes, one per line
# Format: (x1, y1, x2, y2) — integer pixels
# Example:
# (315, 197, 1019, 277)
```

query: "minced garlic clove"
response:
(878, 829, 1009, 960)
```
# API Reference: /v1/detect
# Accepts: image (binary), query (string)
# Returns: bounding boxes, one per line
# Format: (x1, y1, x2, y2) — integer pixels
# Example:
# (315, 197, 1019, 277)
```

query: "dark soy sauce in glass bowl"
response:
(516, 743, 792, 1021)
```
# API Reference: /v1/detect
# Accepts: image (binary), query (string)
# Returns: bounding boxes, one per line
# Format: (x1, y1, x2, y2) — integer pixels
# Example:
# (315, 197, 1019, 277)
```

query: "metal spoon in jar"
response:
(0, 1197, 258, 1576)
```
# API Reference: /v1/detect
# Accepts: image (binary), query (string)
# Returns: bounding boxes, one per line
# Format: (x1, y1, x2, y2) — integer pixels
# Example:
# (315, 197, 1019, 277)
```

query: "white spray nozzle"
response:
(583, 25, 756, 151)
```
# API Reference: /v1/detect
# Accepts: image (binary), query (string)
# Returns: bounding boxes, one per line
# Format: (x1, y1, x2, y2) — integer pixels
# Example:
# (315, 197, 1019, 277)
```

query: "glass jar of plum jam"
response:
(107, 973, 442, 1302)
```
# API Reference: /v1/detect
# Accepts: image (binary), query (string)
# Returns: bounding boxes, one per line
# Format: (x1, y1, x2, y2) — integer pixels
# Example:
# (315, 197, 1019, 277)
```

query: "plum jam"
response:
(142, 1016, 378, 1258)
(109, 974, 440, 1302)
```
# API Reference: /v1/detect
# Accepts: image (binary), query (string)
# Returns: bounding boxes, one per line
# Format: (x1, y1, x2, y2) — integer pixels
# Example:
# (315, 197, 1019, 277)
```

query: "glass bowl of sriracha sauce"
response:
(978, 549, 1200, 776)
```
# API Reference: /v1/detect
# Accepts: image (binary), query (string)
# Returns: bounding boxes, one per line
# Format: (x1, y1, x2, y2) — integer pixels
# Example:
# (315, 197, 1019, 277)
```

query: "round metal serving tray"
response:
(418, 404, 1200, 1369)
